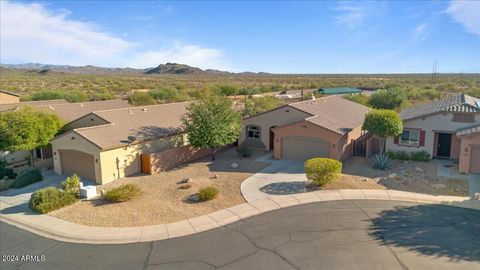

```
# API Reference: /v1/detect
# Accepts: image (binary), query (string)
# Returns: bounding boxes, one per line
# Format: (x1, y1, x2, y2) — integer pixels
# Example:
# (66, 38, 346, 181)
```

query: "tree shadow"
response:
(260, 181, 309, 195)
(369, 204, 480, 262)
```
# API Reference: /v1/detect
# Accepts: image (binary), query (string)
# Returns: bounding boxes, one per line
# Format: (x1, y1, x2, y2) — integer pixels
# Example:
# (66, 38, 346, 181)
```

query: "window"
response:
(453, 113, 474, 123)
(400, 129, 419, 146)
(247, 126, 261, 139)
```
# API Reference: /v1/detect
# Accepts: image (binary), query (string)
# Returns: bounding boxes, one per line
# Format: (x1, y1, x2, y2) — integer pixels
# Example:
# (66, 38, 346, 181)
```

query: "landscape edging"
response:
(0, 189, 478, 245)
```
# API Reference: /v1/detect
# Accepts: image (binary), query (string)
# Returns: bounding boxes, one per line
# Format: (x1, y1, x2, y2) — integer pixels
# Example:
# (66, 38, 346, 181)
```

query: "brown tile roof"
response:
(70, 102, 189, 150)
(35, 99, 132, 123)
(400, 94, 480, 120)
(289, 95, 370, 134)
(0, 99, 68, 111)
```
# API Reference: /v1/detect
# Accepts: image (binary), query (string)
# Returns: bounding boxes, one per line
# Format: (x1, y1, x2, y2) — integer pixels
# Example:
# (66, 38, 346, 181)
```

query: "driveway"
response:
(241, 159, 307, 202)
(1, 200, 479, 270)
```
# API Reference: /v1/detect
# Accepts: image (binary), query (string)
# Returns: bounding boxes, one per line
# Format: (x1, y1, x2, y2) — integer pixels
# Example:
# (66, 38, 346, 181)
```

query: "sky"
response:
(1, 0, 479, 73)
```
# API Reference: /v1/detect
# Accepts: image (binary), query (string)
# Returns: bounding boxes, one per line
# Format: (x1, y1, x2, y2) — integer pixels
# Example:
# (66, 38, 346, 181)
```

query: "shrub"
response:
(29, 187, 78, 213)
(10, 168, 43, 189)
(198, 186, 219, 201)
(386, 150, 409, 160)
(372, 153, 390, 170)
(304, 158, 342, 187)
(104, 184, 141, 202)
(409, 150, 430, 162)
(128, 92, 156, 106)
(237, 143, 252, 157)
(62, 174, 81, 196)
(0, 158, 16, 180)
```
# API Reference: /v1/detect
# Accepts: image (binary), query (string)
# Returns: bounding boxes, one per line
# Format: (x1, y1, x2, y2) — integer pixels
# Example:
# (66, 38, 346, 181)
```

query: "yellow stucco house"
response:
(50, 102, 195, 184)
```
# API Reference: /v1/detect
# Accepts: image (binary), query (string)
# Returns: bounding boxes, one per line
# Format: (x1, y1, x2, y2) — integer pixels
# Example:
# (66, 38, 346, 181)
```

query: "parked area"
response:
(50, 148, 270, 227)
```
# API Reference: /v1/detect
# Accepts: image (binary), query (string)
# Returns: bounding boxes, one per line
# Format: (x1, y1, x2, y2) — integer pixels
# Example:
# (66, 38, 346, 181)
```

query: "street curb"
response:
(1, 189, 478, 244)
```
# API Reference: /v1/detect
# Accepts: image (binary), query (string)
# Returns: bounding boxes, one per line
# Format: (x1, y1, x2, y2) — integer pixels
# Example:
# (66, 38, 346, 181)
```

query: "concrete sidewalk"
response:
(1, 188, 478, 244)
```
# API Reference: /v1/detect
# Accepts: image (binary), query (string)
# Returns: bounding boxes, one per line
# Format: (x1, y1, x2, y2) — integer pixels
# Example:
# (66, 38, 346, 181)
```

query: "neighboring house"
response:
(0, 90, 20, 104)
(51, 102, 204, 184)
(1, 99, 132, 168)
(385, 93, 480, 174)
(239, 95, 370, 161)
(318, 87, 362, 95)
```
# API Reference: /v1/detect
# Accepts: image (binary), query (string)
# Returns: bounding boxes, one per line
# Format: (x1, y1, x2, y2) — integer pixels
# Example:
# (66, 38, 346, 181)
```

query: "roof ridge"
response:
(289, 94, 336, 106)
(73, 123, 115, 131)
(92, 101, 189, 113)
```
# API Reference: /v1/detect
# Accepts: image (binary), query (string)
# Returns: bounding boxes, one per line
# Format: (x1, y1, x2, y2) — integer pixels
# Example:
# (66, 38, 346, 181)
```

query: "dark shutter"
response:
(419, 130, 426, 146)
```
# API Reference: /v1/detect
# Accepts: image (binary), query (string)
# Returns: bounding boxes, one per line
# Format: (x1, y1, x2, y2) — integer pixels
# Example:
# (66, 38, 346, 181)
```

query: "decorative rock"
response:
(433, 184, 446, 189)
(210, 174, 219, 179)
(188, 194, 200, 203)
(415, 167, 424, 173)
(230, 162, 239, 169)
(177, 178, 192, 184)
(388, 173, 398, 179)
(474, 193, 480, 200)
(100, 189, 106, 197)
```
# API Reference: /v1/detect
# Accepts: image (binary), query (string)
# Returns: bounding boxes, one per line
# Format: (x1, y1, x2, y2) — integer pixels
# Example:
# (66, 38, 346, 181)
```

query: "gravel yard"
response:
(50, 147, 270, 227)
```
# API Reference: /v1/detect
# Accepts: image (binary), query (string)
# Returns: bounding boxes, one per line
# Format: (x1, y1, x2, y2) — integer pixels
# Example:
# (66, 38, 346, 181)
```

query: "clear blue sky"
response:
(1, 0, 479, 73)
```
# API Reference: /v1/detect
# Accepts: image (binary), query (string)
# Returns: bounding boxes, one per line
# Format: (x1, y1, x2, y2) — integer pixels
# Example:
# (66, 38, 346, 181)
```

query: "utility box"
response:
(80, 185, 97, 200)
(469, 174, 480, 198)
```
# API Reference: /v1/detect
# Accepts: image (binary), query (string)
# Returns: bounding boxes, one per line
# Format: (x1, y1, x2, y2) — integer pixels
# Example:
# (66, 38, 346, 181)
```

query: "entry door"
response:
(436, 133, 452, 158)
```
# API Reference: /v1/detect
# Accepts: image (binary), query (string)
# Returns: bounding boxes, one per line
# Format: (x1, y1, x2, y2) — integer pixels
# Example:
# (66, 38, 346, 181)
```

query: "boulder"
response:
(433, 183, 447, 189)
(188, 194, 200, 203)
(415, 167, 424, 173)
(388, 173, 398, 179)
(230, 162, 239, 169)
(177, 178, 192, 184)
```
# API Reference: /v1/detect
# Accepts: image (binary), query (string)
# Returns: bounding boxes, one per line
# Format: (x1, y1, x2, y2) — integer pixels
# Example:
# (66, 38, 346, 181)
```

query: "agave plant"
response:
(372, 153, 390, 170)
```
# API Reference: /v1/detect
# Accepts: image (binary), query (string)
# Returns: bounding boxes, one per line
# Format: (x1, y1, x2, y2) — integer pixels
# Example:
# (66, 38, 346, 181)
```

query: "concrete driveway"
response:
(1, 200, 479, 270)
(241, 159, 308, 202)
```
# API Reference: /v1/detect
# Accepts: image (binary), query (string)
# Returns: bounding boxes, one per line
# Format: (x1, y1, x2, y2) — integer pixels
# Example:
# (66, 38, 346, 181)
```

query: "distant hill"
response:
(0, 62, 261, 75)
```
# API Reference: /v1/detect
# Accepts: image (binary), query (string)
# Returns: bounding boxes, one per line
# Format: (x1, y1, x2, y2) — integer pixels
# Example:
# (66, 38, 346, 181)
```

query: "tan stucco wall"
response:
(272, 121, 342, 160)
(63, 114, 110, 130)
(386, 112, 479, 158)
(1, 150, 30, 164)
(52, 133, 102, 183)
(339, 125, 364, 160)
(98, 135, 184, 184)
(458, 133, 480, 173)
(0, 92, 20, 104)
(240, 106, 310, 149)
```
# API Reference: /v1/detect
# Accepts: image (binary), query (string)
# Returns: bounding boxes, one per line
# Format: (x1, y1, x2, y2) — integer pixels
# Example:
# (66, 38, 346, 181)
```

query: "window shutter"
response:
(394, 136, 399, 145)
(419, 130, 426, 146)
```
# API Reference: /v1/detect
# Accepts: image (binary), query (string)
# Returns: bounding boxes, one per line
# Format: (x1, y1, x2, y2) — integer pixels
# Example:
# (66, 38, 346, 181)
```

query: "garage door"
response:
(60, 150, 96, 180)
(470, 146, 480, 173)
(281, 136, 330, 160)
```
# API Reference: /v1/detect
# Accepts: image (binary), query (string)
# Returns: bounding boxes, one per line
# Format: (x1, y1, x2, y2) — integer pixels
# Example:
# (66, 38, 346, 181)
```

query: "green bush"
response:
(29, 187, 78, 213)
(10, 168, 43, 189)
(304, 158, 342, 187)
(104, 184, 141, 202)
(128, 92, 156, 106)
(409, 150, 430, 162)
(62, 174, 80, 196)
(0, 158, 16, 180)
(387, 150, 410, 160)
(237, 143, 252, 157)
(198, 186, 219, 201)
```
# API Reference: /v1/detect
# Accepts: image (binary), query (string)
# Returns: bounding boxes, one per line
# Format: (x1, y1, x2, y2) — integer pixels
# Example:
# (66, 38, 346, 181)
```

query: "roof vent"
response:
(142, 108, 147, 112)
(49, 106, 55, 110)
(128, 110, 134, 114)
(80, 103, 84, 107)
(311, 93, 316, 100)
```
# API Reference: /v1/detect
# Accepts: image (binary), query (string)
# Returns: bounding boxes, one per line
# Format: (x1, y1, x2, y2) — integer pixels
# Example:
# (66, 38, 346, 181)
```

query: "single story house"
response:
(51, 102, 205, 184)
(318, 87, 362, 95)
(385, 93, 480, 174)
(1, 99, 132, 168)
(239, 95, 370, 161)
(0, 90, 20, 105)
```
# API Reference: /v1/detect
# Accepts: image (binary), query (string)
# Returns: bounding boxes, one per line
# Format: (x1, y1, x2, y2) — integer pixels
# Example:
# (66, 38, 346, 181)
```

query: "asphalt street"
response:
(1, 200, 479, 270)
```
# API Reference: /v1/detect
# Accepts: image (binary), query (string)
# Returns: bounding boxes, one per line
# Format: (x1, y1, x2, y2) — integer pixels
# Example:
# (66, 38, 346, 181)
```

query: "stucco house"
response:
(50, 102, 204, 184)
(385, 93, 480, 174)
(239, 95, 370, 161)
(1, 99, 132, 168)
(0, 90, 20, 105)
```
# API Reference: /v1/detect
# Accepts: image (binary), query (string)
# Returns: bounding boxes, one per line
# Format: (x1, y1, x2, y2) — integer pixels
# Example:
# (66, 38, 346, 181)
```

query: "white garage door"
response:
(281, 136, 330, 160)
(60, 150, 96, 181)
(470, 146, 480, 174)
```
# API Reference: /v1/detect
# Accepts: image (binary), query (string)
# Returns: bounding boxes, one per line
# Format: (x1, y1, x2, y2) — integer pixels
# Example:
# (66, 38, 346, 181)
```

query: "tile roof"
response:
(289, 95, 370, 134)
(0, 99, 68, 111)
(456, 124, 480, 137)
(400, 94, 480, 120)
(36, 99, 132, 123)
(71, 102, 189, 150)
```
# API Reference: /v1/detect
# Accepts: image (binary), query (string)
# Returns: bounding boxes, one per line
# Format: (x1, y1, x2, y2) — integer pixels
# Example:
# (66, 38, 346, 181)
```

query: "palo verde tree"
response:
(0, 107, 62, 167)
(362, 109, 403, 155)
(182, 95, 241, 160)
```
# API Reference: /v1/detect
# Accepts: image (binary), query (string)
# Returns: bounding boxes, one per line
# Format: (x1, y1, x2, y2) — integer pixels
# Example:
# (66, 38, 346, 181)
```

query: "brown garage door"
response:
(60, 150, 96, 180)
(281, 136, 330, 160)
(470, 146, 480, 173)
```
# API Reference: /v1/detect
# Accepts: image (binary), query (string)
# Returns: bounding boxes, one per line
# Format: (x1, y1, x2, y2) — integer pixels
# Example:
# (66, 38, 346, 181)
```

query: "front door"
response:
(436, 133, 452, 158)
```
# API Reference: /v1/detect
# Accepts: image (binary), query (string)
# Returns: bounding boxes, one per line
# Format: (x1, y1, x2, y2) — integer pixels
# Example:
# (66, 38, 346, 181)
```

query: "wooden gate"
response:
(140, 154, 152, 174)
